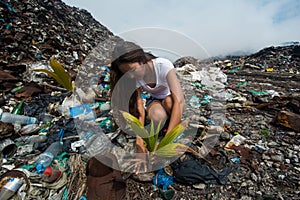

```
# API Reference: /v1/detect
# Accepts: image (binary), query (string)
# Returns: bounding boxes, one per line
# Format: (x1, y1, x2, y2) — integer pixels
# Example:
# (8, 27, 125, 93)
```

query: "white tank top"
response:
(136, 57, 174, 99)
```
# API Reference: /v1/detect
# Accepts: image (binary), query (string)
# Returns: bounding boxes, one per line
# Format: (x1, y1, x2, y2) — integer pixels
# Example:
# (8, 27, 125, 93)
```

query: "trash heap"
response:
(126, 45, 300, 199)
(0, 0, 300, 199)
(0, 0, 115, 199)
(165, 44, 300, 199)
(0, 0, 113, 70)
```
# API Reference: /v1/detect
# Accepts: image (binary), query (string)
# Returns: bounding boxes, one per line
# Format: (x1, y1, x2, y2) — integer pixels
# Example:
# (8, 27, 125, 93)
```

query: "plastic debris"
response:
(152, 168, 174, 190)
(225, 134, 246, 150)
(0, 108, 38, 125)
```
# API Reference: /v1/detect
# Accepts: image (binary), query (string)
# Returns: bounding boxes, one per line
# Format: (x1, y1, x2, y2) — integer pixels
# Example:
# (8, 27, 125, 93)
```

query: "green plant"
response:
(121, 111, 187, 157)
(33, 59, 74, 91)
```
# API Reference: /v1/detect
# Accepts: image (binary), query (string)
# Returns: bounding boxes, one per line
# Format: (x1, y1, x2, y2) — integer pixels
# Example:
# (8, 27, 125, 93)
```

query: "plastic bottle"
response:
(35, 141, 63, 174)
(0, 108, 38, 125)
(26, 134, 48, 144)
(0, 177, 23, 200)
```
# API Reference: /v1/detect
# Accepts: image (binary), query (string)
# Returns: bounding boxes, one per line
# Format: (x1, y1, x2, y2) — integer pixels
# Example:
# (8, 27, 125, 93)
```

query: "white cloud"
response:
(63, 0, 300, 57)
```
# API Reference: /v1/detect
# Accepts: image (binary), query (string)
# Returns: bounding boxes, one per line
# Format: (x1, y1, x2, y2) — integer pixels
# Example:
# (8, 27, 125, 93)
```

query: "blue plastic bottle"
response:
(35, 141, 63, 174)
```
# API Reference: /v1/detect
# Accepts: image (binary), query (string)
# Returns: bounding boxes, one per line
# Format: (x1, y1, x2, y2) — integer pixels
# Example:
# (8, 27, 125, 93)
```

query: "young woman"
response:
(110, 40, 185, 171)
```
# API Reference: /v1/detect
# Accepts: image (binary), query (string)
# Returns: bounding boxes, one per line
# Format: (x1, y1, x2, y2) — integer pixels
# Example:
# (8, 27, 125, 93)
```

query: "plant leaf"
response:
(33, 69, 64, 86)
(157, 123, 185, 150)
(155, 143, 187, 157)
(49, 60, 72, 91)
(147, 120, 158, 152)
(149, 120, 155, 137)
(121, 111, 150, 147)
(121, 111, 143, 127)
(33, 60, 73, 91)
(155, 120, 162, 144)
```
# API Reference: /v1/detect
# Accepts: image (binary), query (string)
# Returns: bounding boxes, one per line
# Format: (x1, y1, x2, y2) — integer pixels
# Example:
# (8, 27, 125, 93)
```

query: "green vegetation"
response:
(122, 111, 187, 157)
(33, 59, 74, 91)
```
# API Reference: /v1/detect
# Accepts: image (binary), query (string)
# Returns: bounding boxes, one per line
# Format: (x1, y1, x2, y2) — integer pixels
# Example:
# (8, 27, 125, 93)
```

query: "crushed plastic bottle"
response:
(69, 104, 96, 121)
(0, 108, 38, 125)
(81, 130, 112, 157)
(99, 117, 115, 133)
(98, 102, 111, 111)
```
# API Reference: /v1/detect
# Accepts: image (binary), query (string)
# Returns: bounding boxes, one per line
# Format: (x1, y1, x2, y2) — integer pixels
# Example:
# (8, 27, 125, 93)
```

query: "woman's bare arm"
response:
(166, 69, 185, 133)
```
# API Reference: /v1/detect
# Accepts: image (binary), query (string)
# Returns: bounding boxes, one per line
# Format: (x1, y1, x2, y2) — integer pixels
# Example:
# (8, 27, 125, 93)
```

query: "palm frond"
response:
(33, 59, 73, 91)
(155, 143, 187, 157)
(157, 123, 185, 150)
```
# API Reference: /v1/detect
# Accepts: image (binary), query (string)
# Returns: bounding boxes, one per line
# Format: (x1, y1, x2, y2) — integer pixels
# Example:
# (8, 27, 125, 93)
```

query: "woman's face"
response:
(119, 62, 146, 80)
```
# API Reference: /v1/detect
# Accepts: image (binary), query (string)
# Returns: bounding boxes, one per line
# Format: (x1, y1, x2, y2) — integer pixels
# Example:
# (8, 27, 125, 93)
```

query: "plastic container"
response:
(35, 141, 63, 174)
(0, 177, 23, 200)
(0, 108, 38, 125)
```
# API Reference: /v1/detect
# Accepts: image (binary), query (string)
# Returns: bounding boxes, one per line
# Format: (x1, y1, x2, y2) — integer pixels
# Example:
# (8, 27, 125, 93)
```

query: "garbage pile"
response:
(0, 0, 115, 199)
(0, 0, 113, 69)
(164, 44, 300, 199)
(1, 0, 300, 199)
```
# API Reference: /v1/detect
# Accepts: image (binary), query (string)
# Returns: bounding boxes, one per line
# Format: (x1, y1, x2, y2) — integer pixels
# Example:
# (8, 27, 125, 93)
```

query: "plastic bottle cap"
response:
(43, 166, 52, 176)
(36, 163, 44, 173)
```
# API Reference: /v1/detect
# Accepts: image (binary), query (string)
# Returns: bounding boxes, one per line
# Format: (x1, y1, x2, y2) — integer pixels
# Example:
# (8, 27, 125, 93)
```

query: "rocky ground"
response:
(0, 0, 299, 200)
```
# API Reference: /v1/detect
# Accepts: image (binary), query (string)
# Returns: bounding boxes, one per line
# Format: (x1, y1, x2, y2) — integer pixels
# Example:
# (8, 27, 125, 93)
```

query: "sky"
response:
(63, 0, 300, 60)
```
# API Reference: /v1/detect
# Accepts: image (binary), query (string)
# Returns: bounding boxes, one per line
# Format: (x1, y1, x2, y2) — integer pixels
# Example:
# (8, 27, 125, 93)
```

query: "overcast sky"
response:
(63, 0, 300, 59)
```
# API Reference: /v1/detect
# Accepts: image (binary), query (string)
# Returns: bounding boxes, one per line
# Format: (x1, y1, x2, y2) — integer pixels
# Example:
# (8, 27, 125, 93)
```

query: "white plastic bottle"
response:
(0, 177, 23, 200)
(0, 108, 38, 125)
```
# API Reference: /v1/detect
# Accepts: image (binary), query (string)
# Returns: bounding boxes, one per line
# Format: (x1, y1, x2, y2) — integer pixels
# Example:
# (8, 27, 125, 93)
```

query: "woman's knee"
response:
(147, 104, 168, 123)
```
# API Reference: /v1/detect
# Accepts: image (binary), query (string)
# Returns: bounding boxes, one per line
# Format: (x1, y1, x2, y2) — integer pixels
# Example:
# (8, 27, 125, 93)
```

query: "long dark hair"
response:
(110, 41, 156, 121)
